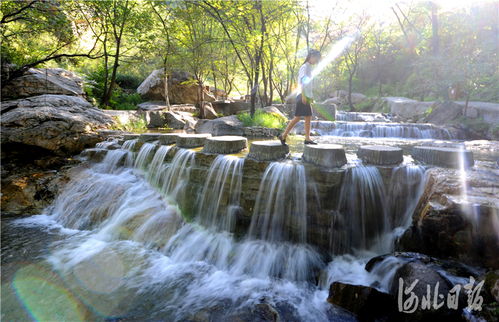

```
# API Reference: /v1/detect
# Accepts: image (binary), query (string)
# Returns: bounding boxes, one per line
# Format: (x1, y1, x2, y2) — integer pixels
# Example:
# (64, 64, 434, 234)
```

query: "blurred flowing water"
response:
(1, 138, 429, 321)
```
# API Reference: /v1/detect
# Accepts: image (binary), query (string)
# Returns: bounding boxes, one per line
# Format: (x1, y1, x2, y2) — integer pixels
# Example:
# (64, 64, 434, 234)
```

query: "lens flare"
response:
(288, 32, 360, 100)
(13, 264, 86, 321)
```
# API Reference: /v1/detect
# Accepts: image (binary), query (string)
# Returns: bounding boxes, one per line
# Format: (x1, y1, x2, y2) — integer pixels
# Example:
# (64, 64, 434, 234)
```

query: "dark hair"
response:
(303, 49, 321, 64)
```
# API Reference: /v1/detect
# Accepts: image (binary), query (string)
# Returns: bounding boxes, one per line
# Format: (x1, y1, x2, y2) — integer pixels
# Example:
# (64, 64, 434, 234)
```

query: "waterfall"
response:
(249, 161, 308, 243)
(122, 139, 138, 167)
(160, 159, 324, 283)
(134, 142, 158, 170)
(146, 145, 172, 187)
(122, 139, 138, 150)
(9, 135, 435, 321)
(196, 155, 244, 232)
(334, 166, 388, 253)
(296, 121, 453, 139)
(387, 165, 426, 228)
(97, 149, 128, 173)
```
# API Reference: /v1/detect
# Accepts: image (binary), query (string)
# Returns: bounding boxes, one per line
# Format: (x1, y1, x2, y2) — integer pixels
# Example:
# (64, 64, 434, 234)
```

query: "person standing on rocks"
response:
(279, 49, 321, 145)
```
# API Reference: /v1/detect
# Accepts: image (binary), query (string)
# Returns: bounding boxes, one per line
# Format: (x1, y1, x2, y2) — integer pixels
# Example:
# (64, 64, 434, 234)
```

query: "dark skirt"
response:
(295, 94, 312, 117)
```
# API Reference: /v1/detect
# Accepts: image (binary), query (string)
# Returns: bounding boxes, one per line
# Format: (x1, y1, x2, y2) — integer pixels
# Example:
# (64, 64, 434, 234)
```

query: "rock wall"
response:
(397, 167, 499, 269)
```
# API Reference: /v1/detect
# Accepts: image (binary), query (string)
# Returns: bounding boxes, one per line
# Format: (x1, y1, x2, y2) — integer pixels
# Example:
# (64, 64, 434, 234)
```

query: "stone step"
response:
(157, 133, 180, 145)
(176, 133, 212, 148)
(247, 141, 289, 161)
(303, 144, 347, 168)
(412, 146, 474, 169)
(357, 145, 403, 165)
(124, 133, 140, 141)
(138, 133, 162, 142)
(202, 136, 248, 154)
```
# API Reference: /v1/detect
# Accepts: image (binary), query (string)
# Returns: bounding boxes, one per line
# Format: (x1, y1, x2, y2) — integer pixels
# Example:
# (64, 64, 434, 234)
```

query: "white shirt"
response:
(298, 62, 313, 98)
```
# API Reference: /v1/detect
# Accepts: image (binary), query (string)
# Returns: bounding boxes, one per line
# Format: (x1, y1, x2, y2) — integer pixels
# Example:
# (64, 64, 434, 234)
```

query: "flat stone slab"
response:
(202, 136, 248, 154)
(176, 133, 212, 148)
(157, 133, 180, 145)
(412, 146, 474, 169)
(303, 144, 347, 168)
(357, 145, 403, 165)
(139, 133, 162, 142)
(124, 133, 140, 141)
(247, 141, 289, 161)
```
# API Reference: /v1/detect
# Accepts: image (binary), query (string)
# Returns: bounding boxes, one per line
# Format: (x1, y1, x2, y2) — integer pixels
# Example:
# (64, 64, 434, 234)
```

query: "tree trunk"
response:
(348, 74, 355, 111)
(197, 78, 205, 119)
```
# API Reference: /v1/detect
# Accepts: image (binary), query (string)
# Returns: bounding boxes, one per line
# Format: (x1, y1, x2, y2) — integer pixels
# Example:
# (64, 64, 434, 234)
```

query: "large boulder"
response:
(458, 101, 499, 125)
(329, 90, 367, 105)
(397, 167, 499, 269)
(195, 115, 244, 136)
(424, 101, 463, 124)
(203, 103, 219, 119)
(1, 94, 114, 155)
(211, 100, 250, 116)
(1, 68, 84, 100)
(327, 282, 397, 321)
(365, 252, 486, 321)
(263, 105, 287, 120)
(383, 97, 434, 120)
(137, 69, 215, 104)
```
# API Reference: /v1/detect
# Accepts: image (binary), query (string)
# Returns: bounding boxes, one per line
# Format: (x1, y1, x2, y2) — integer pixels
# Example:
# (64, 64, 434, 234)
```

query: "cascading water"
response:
(134, 142, 158, 171)
(159, 148, 195, 206)
(249, 161, 308, 243)
(145, 145, 172, 187)
(321, 164, 427, 292)
(6, 136, 430, 321)
(334, 166, 389, 253)
(196, 155, 244, 232)
(294, 121, 452, 139)
(387, 165, 426, 228)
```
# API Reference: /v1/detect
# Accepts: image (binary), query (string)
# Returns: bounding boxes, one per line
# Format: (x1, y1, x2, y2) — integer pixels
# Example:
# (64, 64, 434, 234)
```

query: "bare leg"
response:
(304, 116, 312, 140)
(281, 116, 301, 140)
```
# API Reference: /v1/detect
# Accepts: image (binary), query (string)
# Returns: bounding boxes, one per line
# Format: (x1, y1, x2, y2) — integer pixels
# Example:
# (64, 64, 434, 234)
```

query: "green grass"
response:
(237, 109, 287, 129)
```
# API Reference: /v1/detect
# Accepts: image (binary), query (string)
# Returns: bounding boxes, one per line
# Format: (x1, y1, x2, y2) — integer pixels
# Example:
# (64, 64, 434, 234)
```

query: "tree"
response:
(1, 0, 101, 84)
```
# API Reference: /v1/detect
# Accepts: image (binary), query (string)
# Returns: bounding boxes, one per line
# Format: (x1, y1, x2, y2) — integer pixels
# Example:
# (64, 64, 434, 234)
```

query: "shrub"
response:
(83, 67, 143, 110)
(109, 115, 148, 133)
(115, 73, 143, 90)
(237, 109, 287, 129)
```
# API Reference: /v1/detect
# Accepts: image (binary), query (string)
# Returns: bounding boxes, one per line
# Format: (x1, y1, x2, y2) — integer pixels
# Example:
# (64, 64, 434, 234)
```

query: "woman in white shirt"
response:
(279, 49, 321, 145)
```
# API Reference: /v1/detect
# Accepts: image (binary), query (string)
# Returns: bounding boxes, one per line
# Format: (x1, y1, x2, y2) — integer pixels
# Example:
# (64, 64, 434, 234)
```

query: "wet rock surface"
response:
(397, 167, 499, 269)
(248, 141, 289, 161)
(412, 146, 474, 169)
(327, 282, 398, 321)
(176, 133, 211, 148)
(202, 136, 248, 154)
(303, 144, 347, 168)
(357, 145, 403, 165)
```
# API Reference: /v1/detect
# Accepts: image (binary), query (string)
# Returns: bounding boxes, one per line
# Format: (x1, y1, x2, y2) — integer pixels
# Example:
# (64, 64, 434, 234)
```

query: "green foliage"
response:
(109, 115, 148, 133)
(2, 0, 498, 106)
(115, 73, 143, 90)
(84, 67, 143, 110)
(237, 109, 287, 129)
(354, 99, 376, 112)
(452, 116, 491, 137)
